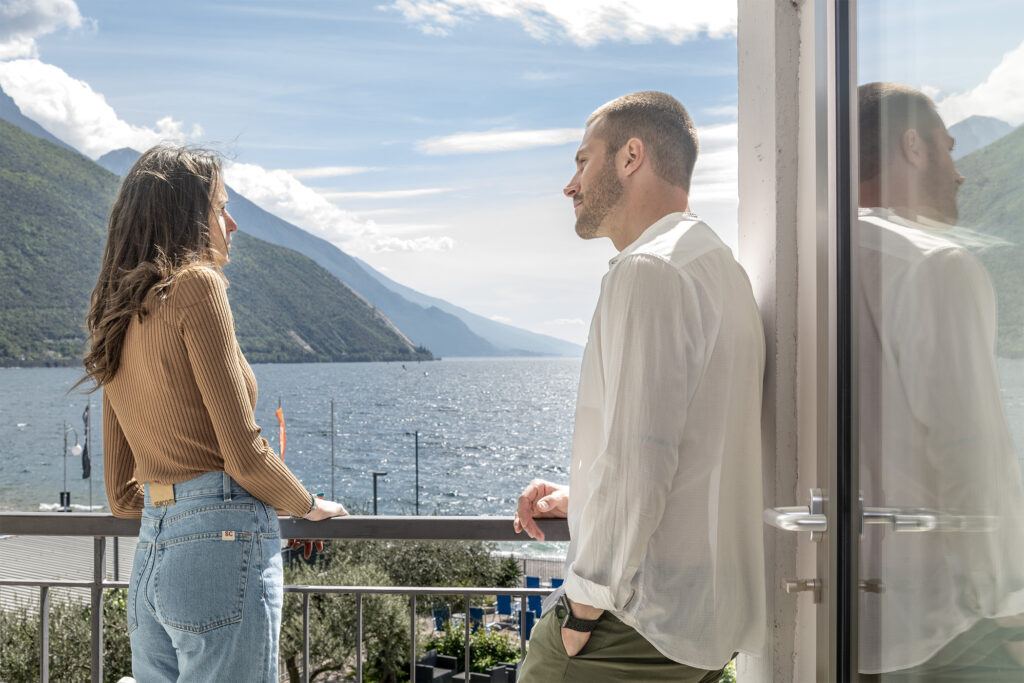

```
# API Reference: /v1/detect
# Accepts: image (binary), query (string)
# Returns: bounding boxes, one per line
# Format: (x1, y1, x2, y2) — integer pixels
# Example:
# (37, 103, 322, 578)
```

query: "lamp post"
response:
(372, 471, 387, 516)
(61, 423, 81, 512)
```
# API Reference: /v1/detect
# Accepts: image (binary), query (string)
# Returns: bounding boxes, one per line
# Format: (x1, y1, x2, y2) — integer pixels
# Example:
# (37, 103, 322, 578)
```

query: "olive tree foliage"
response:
(0, 588, 132, 683)
(279, 540, 521, 682)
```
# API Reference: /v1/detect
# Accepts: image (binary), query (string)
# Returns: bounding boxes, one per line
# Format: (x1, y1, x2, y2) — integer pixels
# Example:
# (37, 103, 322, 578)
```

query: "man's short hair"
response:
(587, 91, 698, 191)
(858, 82, 943, 182)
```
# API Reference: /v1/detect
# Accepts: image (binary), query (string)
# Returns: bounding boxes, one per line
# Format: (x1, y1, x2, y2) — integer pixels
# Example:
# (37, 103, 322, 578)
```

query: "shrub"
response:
(0, 588, 132, 683)
(424, 622, 521, 673)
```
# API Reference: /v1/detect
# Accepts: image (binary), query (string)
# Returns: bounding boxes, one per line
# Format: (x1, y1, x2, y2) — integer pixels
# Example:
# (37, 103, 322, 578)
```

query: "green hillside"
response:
(956, 124, 1024, 356)
(0, 118, 432, 365)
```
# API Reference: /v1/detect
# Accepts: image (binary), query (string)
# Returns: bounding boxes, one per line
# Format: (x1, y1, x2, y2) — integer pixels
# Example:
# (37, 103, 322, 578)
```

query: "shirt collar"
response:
(609, 211, 700, 268)
(858, 206, 955, 232)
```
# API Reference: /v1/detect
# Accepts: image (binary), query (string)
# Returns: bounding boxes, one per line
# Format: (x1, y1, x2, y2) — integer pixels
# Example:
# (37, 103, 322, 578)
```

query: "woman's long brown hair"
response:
(77, 145, 222, 391)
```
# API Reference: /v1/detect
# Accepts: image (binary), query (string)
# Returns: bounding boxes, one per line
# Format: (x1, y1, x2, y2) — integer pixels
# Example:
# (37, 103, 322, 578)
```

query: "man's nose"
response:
(563, 177, 579, 198)
(955, 172, 965, 187)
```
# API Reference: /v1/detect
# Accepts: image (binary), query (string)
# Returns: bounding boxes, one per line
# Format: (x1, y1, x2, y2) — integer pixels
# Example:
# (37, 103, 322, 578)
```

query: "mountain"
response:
(0, 86, 79, 154)
(96, 147, 142, 176)
(949, 115, 1014, 160)
(0, 118, 431, 366)
(353, 257, 583, 356)
(95, 148, 580, 357)
(955, 123, 1024, 356)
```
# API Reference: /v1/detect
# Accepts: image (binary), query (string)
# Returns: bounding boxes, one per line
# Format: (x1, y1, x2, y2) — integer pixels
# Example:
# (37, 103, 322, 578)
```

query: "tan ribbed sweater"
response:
(103, 266, 313, 518)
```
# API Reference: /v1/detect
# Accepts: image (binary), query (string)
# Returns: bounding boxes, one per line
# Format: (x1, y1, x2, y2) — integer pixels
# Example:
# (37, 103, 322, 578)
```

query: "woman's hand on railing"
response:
(303, 497, 349, 521)
(287, 498, 349, 559)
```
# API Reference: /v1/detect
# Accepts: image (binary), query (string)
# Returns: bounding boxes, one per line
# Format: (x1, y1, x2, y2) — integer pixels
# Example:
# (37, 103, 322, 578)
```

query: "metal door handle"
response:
(764, 488, 828, 540)
(763, 506, 828, 532)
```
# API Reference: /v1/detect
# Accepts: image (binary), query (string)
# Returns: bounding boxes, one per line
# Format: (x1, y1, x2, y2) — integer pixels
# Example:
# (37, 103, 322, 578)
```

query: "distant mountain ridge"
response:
(956, 123, 1024, 356)
(949, 115, 1014, 160)
(0, 118, 431, 365)
(96, 147, 582, 357)
(0, 87, 79, 155)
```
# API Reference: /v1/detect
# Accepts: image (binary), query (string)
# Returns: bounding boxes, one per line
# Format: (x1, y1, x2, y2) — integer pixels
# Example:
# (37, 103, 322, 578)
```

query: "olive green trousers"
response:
(517, 610, 729, 682)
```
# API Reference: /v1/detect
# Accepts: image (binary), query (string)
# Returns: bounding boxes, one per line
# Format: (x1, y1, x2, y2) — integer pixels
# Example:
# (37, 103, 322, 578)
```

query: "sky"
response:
(0, 0, 1022, 345)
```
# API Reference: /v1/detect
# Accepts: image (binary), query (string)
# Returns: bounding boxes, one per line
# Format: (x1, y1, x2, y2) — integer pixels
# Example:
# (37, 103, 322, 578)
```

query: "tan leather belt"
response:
(149, 483, 176, 507)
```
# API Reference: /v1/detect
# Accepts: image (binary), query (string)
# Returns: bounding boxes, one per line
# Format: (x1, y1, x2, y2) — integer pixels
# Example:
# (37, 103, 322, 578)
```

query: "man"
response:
(513, 91, 766, 682)
(855, 82, 1024, 680)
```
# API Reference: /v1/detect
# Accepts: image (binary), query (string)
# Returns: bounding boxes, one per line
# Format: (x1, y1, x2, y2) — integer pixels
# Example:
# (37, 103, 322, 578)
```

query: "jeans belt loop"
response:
(223, 472, 232, 502)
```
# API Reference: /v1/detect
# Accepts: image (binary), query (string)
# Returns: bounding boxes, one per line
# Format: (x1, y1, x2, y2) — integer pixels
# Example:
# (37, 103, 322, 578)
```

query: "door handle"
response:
(861, 506, 996, 533)
(765, 491, 996, 537)
(763, 488, 827, 540)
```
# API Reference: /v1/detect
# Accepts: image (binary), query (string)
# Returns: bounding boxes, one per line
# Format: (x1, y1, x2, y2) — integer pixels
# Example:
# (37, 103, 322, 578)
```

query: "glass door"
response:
(851, 1, 1024, 680)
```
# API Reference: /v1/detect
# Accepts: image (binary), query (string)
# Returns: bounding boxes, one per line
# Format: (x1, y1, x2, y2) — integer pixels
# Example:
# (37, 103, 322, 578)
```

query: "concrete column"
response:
(737, 1, 819, 681)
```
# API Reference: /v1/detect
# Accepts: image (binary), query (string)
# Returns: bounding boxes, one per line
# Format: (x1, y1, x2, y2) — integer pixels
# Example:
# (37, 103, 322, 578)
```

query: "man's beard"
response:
(922, 162, 959, 225)
(575, 159, 624, 239)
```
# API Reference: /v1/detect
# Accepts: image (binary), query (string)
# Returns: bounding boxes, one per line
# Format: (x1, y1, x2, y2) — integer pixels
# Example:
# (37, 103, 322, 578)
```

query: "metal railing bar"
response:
(519, 596, 528, 658)
(39, 585, 49, 683)
(356, 592, 363, 683)
(302, 592, 310, 683)
(91, 537, 104, 683)
(0, 513, 571, 542)
(284, 585, 552, 597)
(464, 594, 471, 677)
(409, 594, 416, 683)
(0, 580, 551, 595)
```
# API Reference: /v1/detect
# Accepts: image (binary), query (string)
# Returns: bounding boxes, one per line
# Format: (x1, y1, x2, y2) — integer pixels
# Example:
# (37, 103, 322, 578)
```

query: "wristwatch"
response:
(554, 594, 600, 632)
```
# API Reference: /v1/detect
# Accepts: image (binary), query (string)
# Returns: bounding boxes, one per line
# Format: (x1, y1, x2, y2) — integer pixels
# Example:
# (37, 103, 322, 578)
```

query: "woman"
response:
(78, 145, 347, 681)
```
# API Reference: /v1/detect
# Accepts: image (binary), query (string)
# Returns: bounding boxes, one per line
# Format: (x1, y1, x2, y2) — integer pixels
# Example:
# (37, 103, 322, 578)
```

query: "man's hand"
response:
(560, 599, 603, 656)
(513, 479, 568, 541)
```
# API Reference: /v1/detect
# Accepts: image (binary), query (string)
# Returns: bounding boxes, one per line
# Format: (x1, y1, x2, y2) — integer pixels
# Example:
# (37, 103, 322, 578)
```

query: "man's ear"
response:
(900, 128, 928, 170)
(621, 137, 646, 177)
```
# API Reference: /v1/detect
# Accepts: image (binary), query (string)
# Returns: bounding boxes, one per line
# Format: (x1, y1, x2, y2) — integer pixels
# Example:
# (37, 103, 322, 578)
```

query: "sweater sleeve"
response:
(102, 393, 144, 519)
(173, 267, 314, 517)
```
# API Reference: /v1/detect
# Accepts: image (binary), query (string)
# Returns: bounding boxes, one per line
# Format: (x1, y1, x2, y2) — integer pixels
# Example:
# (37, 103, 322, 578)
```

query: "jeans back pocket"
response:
(153, 530, 254, 633)
(126, 541, 153, 634)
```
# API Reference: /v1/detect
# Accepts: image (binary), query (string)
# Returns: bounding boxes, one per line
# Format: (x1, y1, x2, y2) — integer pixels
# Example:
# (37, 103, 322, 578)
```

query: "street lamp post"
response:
(62, 423, 81, 512)
(372, 471, 387, 516)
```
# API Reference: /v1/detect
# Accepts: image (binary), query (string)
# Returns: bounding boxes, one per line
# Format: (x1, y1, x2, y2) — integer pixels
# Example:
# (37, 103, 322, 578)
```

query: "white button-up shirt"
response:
(563, 212, 767, 669)
(856, 208, 1024, 673)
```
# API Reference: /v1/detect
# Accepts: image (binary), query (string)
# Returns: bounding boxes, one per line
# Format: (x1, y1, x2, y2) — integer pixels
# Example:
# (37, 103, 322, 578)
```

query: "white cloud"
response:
(937, 40, 1024, 126)
(285, 165, 380, 179)
(224, 162, 456, 253)
(0, 0, 83, 59)
(702, 104, 738, 119)
(690, 122, 737, 203)
(417, 127, 583, 155)
(319, 188, 453, 200)
(490, 314, 512, 323)
(0, 59, 200, 157)
(549, 317, 585, 326)
(385, 0, 736, 47)
(369, 236, 456, 253)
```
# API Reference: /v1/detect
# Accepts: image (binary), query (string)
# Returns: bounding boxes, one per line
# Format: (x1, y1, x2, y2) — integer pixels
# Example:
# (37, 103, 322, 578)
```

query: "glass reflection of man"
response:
(857, 82, 1024, 682)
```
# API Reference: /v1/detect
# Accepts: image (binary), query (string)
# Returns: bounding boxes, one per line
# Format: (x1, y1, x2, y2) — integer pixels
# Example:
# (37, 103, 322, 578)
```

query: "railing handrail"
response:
(0, 512, 570, 541)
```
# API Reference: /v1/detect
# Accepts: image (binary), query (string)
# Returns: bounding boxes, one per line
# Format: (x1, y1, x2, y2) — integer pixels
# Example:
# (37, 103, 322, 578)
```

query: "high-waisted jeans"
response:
(128, 471, 284, 682)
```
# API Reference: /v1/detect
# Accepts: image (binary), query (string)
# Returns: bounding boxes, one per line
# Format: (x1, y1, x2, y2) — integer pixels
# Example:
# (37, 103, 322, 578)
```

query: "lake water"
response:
(0, 357, 579, 560)
(3, 355, 1024, 525)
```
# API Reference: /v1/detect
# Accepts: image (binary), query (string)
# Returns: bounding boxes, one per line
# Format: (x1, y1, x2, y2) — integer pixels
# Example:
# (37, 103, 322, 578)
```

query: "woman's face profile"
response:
(208, 180, 237, 266)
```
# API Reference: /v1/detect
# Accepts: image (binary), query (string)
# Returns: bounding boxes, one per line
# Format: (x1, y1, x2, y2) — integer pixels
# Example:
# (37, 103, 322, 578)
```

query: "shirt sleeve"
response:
(102, 392, 144, 519)
(564, 255, 708, 611)
(173, 267, 314, 518)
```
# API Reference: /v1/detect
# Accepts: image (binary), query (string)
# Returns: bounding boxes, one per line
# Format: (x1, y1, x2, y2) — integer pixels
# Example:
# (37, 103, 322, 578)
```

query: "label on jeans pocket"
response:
(222, 531, 236, 541)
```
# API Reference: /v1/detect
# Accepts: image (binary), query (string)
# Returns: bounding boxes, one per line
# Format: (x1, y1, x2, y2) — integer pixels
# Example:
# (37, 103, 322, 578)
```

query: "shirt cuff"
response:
(563, 563, 626, 613)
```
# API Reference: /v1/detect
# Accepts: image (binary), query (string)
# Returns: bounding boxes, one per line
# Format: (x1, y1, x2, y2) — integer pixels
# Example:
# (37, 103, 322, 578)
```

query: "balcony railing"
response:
(0, 513, 570, 683)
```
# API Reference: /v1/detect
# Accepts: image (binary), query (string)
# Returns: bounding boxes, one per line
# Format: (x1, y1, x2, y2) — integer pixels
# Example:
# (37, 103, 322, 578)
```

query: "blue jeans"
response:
(128, 471, 284, 682)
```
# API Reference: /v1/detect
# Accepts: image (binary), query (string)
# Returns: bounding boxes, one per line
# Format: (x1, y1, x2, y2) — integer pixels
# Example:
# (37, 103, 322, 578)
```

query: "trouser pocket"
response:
(153, 530, 254, 632)
(126, 541, 153, 634)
